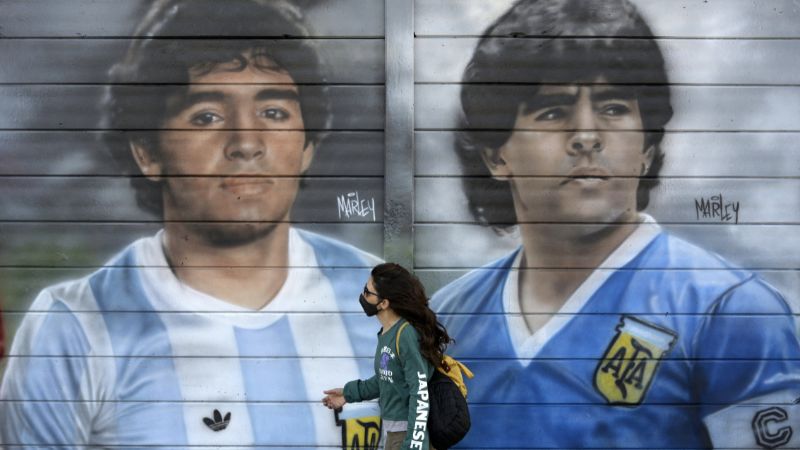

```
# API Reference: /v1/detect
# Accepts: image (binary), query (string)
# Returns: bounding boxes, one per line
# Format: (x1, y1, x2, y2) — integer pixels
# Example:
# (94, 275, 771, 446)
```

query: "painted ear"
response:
(480, 146, 511, 180)
(300, 140, 316, 173)
(641, 144, 656, 175)
(130, 140, 163, 181)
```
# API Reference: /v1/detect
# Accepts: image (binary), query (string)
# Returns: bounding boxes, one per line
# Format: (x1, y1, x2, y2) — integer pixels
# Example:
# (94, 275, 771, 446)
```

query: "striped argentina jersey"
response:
(1, 228, 381, 449)
(432, 218, 800, 449)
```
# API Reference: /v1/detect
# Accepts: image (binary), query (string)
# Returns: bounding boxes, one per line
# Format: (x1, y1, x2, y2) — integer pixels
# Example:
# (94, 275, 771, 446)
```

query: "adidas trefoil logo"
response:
(203, 409, 231, 431)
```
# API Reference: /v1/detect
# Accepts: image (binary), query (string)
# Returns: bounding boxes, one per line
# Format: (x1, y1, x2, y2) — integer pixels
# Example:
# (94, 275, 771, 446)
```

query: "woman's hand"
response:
(321, 388, 347, 409)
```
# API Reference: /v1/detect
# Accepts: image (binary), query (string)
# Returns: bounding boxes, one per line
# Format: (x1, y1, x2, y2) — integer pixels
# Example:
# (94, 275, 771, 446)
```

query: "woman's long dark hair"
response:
(371, 263, 453, 370)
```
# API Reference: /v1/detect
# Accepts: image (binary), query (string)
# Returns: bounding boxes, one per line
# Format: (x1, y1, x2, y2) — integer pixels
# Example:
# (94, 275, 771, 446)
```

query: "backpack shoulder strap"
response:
(395, 321, 410, 357)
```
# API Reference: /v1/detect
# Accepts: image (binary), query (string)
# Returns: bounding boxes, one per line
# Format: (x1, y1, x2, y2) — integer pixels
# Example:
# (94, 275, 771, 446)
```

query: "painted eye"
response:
(534, 107, 566, 121)
(261, 108, 290, 121)
(600, 104, 631, 116)
(190, 112, 222, 126)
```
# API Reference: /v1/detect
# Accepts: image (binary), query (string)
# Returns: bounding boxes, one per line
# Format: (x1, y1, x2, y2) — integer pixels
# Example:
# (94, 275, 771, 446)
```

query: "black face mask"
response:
(359, 294, 380, 317)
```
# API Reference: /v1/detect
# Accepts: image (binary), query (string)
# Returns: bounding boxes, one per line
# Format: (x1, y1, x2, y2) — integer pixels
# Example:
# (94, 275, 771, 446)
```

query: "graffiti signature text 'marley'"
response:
(695, 194, 739, 224)
(337, 191, 377, 221)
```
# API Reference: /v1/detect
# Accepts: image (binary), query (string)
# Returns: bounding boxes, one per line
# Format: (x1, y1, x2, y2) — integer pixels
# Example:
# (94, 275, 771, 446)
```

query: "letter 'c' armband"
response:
(704, 391, 800, 449)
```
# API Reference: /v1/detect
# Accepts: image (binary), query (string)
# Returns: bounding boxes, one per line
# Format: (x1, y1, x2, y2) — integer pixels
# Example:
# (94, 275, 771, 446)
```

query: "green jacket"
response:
(343, 319, 434, 450)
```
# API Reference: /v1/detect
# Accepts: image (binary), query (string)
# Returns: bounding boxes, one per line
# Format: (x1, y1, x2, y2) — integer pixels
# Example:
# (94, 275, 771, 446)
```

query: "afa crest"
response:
(335, 409, 382, 450)
(594, 315, 677, 406)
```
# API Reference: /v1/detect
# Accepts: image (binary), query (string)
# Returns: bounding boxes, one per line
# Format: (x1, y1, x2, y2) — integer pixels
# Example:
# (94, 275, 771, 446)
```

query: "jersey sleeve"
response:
(398, 327, 433, 450)
(343, 374, 380, 403)
(694, 278, 800, 448)
(0, 292, 100, 448)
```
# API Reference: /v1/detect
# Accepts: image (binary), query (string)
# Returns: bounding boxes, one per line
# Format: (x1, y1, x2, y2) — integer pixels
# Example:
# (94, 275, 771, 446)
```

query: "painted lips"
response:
(221, 177, 274, 197)
(562, 166, 611, 185)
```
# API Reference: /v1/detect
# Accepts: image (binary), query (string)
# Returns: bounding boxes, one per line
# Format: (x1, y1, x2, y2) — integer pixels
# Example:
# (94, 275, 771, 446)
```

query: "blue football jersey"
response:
(433, 224, 800, 449)
(1, 228, 381, 449)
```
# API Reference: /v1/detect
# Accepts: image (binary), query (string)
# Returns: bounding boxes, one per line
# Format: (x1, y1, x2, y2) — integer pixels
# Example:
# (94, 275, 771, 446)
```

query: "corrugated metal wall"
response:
(0, 0, 798, 448)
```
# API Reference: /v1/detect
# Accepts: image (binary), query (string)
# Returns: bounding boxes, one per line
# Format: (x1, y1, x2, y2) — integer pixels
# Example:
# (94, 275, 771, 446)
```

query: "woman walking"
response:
(322, 263, 451, 450)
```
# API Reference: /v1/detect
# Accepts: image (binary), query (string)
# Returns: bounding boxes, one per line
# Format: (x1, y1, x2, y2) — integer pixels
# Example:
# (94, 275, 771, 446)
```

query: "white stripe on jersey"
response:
(136, 231, 257, 450)
(284, 277, 361, 445)
(503, 215, 662, 364)
(136, 228, 361, 446)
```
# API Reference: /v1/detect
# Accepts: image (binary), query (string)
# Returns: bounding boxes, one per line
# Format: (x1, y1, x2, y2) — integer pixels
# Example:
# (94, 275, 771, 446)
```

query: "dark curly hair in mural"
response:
(99, 0, 331, 217)
(371, 263, 453, 369)
(458, 0, 674, 228)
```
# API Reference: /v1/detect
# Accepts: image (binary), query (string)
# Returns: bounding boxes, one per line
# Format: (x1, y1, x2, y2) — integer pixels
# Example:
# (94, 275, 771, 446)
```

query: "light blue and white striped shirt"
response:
(1, 228, 380, 449)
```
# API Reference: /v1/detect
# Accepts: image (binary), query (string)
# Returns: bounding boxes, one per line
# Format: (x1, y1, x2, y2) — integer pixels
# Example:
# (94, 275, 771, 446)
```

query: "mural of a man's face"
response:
(485, 79, 653, 230)
(132, 54, 315, 246)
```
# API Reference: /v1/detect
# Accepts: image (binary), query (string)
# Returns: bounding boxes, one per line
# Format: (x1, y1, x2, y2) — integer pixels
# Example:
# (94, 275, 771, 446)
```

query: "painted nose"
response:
(567, 104, 603, 155)
(568, 130, 603, 155)
(224, 126, 266, 161)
